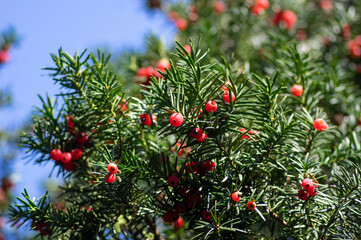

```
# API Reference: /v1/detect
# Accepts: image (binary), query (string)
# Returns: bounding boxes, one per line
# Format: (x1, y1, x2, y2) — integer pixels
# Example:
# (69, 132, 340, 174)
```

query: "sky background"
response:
(0, 0, 176, 236)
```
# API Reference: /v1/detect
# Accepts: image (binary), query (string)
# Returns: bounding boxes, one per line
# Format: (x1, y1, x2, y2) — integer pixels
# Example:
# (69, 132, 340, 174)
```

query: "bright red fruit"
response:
(66, 116, 75, 133)
(320, 0, 333, 12)
(202, 210, 211, 221)
(0, 50, 10, 64)
(247, 201, 256, 210)
(173, 216, 184, 230)
(170, 113, 184, 127)
(298, 189, 309, 200)
(175, 18, 188, 31)
(76, 132, 88, 144)
(107, 163, 118, 174)
(104, 173, 116, 183)
(50, 149, 62, 161)
(239, 128, 258, 139)
(70, 148, 82, 161)
(255, 0, 269, 9)
(140, 113, 152, 126)
(273, 10, 298, 30)
(61, 152, 72, 163)
(291, 85, 303, 97)
(213, 1, 226, 15)
(135, 66, 154, 85)
(183, 44, 191, 54)
(168, 175, 180, 188)
(308, 185, 318, 196)
(313, 118, 328, 131)
(221, 81, 231, 91)
(231, 191, 241, 202)
(205, 101, 217, 113)
(281, 10, 297, 30)
(196, 133, 208, 142)
(191, 128, 203, 139)
(302, 178, 313, 191)
(223, 91, 235, 103)
(156, 58, 170, 72)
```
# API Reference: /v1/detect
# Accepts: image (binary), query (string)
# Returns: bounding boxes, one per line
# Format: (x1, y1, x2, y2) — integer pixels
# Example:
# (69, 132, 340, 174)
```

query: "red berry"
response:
(191, 128, 203, 139)
(213, 1, 226, 15)
(251, 5, 264, 15)
(302, 178, 313, 191)
(173, 216, 184, 230)
(136, 66, 154, 85)
(313, 118, 328, 131)
(183, 44, 191, 54)
(140, 113, 152, 127)
(298, 189, 309, 200)
(205, 101, 218, 113)
(61, 152, 72, 163)
(156, 58, 170, 73)
(202, 210, 211, 221)
(170, 113, 184, 127)
(308, 185, 318, 196)
(281, 10, 298, 30)
(63, 161, 75, 172)
(223, 91, 235, 103)
(70, 148, 83, 161)
(255, 0, 269, 9)
(175, 18, 188, 31)
(291, 85, 303, 97)
(221, 81, 231, 91)
(320, 0, 333, 12)
(197, 133, 208, 142)
(107, 163, 118, 174)
(168, 175, 180, 188)
(231, 191, 241, 202)
(175, 202, 187, 213)
(50, 149, 63, 161)
(273, 10, 297, 30)
(246, 201, 256, 210)
(0, 50, 10, 64)
(239, 128, 258, 139)
(76, 132, 88, 144)
(104, 173, 116, 183)
(66, 116, 75, 133)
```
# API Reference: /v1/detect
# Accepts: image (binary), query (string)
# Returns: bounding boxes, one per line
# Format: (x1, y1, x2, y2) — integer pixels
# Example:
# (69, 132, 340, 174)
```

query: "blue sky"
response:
(0, 0, 175, 217)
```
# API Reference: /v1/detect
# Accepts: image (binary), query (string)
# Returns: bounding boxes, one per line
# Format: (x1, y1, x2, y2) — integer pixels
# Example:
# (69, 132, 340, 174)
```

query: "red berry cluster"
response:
(221, 81, 236, 103)
(49, 116, 93, 172)
(272, 10, 298, 30)
(135, 59, 171, 85)
(251, 0, 269, 16)
(298, 178, 318, 200)
(104, 163, 118, 183)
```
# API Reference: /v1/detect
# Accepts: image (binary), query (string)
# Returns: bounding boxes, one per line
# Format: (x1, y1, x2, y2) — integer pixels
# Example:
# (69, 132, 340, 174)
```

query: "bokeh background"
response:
(0, 0, 175, 237)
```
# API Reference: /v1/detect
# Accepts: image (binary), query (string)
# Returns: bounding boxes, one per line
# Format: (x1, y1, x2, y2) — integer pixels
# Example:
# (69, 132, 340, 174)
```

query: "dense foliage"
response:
(9, 1, 361, 239)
